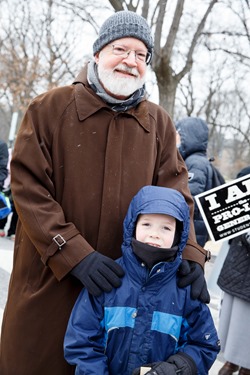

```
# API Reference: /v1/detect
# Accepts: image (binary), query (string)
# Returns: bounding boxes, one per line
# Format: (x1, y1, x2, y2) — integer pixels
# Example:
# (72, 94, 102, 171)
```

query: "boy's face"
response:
(135, 213, 176, 249)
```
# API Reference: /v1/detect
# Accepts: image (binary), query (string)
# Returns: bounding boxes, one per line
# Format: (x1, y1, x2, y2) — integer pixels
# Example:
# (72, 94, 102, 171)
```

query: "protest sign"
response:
(195, 173, 250, 242)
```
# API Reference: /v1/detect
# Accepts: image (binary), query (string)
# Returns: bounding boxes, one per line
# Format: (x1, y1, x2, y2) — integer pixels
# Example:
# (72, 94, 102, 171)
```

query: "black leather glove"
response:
(133, 352, 197, 375)
(143, 362, 177, 375)
(177, 259, 210, 303)
(71, 251, 125, 296)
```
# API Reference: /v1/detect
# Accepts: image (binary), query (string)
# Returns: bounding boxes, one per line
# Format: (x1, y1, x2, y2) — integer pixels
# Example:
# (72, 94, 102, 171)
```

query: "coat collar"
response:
(73, 64, 151, 133)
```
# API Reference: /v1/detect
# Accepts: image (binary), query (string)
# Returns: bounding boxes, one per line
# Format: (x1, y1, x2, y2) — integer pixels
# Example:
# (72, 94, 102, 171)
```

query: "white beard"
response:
(97, 63, 146, 97)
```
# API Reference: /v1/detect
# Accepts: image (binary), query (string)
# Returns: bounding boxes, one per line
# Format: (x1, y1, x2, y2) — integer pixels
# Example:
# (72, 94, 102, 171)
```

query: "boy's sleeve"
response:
(64, 289, 109, 375)
(177, 296, 220, 373)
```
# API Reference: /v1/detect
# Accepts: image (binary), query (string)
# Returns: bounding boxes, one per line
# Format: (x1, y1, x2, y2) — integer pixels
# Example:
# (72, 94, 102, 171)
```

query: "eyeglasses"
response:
(110, 44, 152, 64)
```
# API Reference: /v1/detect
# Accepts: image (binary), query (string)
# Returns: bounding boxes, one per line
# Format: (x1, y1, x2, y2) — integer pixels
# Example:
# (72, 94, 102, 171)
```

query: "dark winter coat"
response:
(0, 139, 8, 190)
(176, 117, 213, 247)
(0, 66, 207, 375)
(217, 234, 250, 302)
(64, 186, 219, 375)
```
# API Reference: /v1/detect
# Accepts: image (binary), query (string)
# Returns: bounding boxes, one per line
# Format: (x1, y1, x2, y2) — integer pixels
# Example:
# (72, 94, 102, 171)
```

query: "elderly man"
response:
(0, 11, 210, 375)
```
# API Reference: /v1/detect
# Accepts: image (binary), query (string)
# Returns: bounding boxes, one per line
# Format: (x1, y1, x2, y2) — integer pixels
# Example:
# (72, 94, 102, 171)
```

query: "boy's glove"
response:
(133, 362, 177, 375)
(71, 251, 125, 296)
(132, 352, 197, 375)
(177, 260, 210, 303)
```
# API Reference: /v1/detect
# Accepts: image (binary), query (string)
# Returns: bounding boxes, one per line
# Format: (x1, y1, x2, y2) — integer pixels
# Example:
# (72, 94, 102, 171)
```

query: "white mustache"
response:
(113, 63, 139, 77)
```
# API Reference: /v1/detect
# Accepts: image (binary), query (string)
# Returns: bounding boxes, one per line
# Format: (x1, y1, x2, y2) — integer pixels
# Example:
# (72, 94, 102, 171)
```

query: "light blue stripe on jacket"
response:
(102, 306, 136, 331)
(102, 306, 183, 342)
(151, 311, 182, 341)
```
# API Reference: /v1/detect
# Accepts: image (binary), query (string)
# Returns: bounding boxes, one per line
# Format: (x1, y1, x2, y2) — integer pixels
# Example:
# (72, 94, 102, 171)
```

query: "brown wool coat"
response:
(0, 66, 208, 375)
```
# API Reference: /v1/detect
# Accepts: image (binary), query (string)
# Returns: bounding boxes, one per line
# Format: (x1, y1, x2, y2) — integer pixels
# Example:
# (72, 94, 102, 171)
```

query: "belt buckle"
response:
(53, 234, 66, 249)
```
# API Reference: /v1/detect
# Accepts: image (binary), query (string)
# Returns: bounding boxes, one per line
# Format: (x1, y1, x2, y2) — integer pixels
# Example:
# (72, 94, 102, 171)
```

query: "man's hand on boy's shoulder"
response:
(177, 259, 210, 304)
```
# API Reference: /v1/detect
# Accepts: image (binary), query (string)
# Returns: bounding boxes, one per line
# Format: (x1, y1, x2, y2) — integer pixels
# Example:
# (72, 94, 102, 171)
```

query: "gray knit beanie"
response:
(93, 10, 153, 56)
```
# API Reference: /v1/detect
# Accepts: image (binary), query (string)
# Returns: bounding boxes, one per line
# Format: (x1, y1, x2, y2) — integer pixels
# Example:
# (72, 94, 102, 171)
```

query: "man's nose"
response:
(122, 51, 138, 67)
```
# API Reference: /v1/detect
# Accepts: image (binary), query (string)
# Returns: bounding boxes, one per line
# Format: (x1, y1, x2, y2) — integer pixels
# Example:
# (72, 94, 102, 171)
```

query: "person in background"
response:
(0, 140, 8, 192)
(0, 195, 17, 240)
(217, 166, 250, 375)
(0, 11, 210, 375)
(176, 117, 214, 247)
(0, 147, 18, 240)
(64, 186, 220, 375)
(0, 139, 9, 237)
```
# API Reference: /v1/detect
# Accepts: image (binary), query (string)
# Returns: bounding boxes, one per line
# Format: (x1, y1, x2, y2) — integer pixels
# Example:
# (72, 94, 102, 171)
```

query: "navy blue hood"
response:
(122, 186, 190, 256)
(176, 117, 209, 159)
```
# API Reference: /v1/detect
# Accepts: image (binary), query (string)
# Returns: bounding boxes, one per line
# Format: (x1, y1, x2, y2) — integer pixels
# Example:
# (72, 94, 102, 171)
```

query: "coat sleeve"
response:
(64, 289, 109, 375)
(185, 155, 212, 247)
(10, 93, 94, 280)
(177, 293, 220, 373)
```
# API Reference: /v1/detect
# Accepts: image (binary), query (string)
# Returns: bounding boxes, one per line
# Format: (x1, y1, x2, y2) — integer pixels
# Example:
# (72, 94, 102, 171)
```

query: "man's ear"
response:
(94, 53, 99, 64)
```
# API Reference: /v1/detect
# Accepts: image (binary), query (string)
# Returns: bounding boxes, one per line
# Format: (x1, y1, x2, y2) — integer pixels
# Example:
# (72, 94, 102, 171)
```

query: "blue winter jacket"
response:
(64, 186, 219, 375)
(176, 117, 213, 247)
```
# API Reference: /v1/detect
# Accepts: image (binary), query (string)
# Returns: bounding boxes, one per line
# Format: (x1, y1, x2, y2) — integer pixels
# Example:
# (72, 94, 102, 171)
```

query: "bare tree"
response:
(0, 0, 97, 132)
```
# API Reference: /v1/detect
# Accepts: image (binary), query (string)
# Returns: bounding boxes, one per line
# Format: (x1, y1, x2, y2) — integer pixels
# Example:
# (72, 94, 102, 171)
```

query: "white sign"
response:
(195, 173, 250, 242)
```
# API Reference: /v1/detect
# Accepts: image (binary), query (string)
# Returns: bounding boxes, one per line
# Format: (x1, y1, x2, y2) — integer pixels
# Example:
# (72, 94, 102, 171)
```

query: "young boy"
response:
(64, 186, 220, 375)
